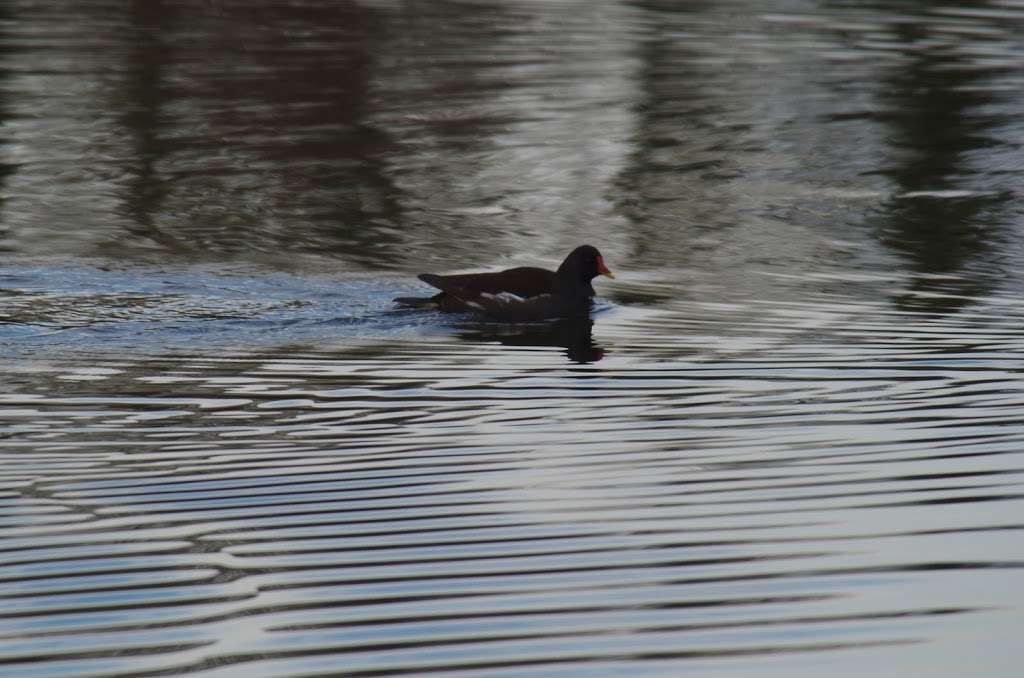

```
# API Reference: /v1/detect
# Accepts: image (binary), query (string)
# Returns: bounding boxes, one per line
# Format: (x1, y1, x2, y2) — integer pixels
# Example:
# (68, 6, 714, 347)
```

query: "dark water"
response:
(2, 1, 1024, 676)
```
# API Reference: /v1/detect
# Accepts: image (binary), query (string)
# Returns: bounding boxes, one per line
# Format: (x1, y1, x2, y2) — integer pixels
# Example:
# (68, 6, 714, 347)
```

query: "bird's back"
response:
(419, 266, 556, 299)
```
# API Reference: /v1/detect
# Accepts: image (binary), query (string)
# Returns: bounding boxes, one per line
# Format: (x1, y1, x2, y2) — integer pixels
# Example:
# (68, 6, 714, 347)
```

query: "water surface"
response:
(2, 1, 1024, 676)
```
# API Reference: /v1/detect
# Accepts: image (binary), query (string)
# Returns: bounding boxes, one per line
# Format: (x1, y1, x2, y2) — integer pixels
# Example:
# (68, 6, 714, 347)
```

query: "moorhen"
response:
(394, 244, 615, 321)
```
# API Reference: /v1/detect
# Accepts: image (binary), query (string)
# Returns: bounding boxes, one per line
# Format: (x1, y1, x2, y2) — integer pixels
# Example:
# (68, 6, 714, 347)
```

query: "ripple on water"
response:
(0, 263, 449, 356)
(1, 269, 1023, 677)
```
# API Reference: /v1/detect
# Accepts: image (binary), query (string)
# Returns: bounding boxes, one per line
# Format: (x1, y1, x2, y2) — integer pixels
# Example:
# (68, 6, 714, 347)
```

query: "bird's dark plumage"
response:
(395, 245, 614, 320)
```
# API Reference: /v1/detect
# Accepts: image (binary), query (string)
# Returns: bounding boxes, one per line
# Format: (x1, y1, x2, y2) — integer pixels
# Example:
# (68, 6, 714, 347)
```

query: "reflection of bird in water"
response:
(394, 245, 614, 321)
(457, 316, 605, 364)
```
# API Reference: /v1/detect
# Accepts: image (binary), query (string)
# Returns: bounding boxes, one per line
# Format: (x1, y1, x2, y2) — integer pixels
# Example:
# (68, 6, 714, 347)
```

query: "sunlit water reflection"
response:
(2, 0, 1024, 677)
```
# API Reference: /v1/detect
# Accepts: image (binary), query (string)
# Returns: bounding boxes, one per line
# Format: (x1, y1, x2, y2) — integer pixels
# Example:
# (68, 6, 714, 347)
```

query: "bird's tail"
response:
(393, 295, 440, 308)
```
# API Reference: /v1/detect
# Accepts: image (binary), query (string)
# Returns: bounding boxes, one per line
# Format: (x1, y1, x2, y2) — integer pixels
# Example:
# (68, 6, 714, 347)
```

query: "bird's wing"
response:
(423, 281, 583, 321)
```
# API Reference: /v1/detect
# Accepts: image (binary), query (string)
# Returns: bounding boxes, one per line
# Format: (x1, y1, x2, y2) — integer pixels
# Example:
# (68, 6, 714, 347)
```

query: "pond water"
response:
(2, 1, 1023, 676)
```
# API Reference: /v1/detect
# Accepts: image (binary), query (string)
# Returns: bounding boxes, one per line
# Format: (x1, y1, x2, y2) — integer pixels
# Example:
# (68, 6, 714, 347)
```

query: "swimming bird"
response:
(394, 244, 615, 321)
